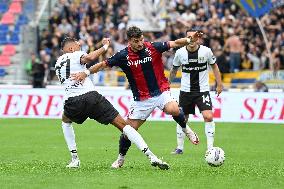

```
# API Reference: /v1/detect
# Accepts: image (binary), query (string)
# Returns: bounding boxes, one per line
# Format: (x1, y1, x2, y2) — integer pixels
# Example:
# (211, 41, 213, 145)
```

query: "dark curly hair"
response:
(126, 26, 143, 39)
(61, 37, 77, 49)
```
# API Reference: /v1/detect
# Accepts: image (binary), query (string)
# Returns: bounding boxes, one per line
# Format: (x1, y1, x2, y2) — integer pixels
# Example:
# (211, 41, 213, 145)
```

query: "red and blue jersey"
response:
(106, 41, 171, 101)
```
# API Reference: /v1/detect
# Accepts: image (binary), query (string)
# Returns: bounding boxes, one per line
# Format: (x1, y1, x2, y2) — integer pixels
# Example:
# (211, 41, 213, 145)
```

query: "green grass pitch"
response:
(0, 119, 284, 189)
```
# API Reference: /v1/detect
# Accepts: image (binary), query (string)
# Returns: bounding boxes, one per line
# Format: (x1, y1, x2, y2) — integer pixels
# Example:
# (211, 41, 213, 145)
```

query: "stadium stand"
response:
(0, 0, 35, 84)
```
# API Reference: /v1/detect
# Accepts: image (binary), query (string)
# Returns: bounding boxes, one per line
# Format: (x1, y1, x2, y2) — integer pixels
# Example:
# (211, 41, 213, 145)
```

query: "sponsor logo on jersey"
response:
(126, 55, 152, 67)
(183, 64, 207, 71)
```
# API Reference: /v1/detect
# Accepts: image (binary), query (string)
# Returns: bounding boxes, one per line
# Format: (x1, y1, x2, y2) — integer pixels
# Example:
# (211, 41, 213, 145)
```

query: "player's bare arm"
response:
(70, 61, 108, 81)
(169, 66, 179, 84)
(80, 38, 110, 64)
(169, 31, 203, 48)
(211, 63, 223, 97)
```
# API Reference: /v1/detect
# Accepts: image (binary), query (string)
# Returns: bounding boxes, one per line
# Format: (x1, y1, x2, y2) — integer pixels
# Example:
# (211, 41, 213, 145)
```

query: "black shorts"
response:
(64, 91, 119, 125)
(179, 91, 212, 115)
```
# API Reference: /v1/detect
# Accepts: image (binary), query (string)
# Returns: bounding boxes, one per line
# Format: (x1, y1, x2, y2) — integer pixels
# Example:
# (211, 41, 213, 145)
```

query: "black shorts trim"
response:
(179, 91, 212, 115)
(64, 91, 119, 125)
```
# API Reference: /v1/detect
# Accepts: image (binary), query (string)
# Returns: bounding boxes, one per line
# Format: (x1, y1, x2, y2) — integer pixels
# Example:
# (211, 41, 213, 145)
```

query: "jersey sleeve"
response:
(105, 51, 122, 67)
(208, 49, 216, 65)
(152, 42, 170, 53)
(173, 51, 181, 67)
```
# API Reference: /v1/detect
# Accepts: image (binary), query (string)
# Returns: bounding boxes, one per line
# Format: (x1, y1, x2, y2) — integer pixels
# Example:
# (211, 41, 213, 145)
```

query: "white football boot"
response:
(150, 156, 169, 170)
(111, 157, 125, 169)
(66, 158, 80, 168)
(183, 127, 199, 145)
(186, 131, 199, 145)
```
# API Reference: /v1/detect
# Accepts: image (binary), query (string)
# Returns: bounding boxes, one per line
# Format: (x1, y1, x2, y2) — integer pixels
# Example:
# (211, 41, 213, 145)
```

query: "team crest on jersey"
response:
(145, 48, 152, 56)
(198, 57, 205, 63)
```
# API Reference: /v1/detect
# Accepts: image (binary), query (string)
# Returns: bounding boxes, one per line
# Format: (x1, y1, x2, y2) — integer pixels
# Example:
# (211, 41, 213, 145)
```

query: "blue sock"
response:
(119, 134, 131, 156)
(172, 107, 186, 128)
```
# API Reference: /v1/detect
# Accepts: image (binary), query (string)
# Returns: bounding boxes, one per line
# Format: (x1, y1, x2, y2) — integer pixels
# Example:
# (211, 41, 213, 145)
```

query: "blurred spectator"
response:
(241, 54, 253, 71)
(279, 46, 284, 70)
(58, 18, 73, 34)
(25, 53, 40, 77)
(31, 57, 48, 88)
(224, 29, 243, 73)
(254, 81, 268, 92)
(215, 47, 230, 76)
(247, 44, 265, 71)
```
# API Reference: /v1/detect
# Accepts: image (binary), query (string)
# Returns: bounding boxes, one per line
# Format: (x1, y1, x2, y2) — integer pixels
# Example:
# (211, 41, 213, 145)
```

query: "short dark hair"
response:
(127, 26, 143, 39)
(61, 37, 77, 49)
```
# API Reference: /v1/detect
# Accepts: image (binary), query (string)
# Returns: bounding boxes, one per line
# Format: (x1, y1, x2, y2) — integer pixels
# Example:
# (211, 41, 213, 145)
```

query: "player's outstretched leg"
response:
(112, 134, 169, 170)
(62, 121, 80, 168)
(112, 115, 169, 170)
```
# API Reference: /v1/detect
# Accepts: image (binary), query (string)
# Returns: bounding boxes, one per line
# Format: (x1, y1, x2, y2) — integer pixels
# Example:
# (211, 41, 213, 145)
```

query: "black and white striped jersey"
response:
(173, 45, 216, 92)
(55, 51, 95, 100)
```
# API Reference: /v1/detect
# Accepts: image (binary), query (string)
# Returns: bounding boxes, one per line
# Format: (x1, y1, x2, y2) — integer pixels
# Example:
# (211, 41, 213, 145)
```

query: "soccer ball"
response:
(205, 147, 225, 167)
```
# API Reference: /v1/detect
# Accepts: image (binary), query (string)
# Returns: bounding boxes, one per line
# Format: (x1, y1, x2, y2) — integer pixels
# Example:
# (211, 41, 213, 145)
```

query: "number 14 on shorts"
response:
(202, 94, 211, 106)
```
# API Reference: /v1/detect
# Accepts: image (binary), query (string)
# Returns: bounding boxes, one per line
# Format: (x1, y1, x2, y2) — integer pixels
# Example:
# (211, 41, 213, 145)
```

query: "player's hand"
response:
(190, 31, 204, 42)
(216, 84, 223, 97)
(70, 72, 87, 82)
(195, 31, 204, 38)
(102, 38, 111, 46)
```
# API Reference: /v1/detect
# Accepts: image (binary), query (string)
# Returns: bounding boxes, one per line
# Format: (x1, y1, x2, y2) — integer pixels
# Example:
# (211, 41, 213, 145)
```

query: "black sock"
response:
(172, 107, 186, 128)
(119, 134, 131, 156)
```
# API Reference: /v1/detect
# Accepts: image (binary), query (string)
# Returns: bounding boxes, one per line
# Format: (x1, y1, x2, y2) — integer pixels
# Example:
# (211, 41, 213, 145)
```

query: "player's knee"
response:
(62, 113, 72, 123)
(164, 101, 179, 116)
(126, 119, 141, 130)
(169, 106, 180, 116)
(203, 114, 213, 122)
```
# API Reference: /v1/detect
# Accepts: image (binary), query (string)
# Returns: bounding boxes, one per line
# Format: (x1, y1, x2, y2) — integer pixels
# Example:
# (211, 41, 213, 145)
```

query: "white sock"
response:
(176, 124, 185, 150)
(205, 121, 215, 149)
(62, 122, 78, 159)
(122, 125, 154, 158)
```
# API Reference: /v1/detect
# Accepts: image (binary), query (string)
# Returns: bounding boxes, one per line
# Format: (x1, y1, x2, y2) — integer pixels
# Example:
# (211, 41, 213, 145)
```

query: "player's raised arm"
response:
(80, 38, 110, 64)
(168, 31, 203, 49)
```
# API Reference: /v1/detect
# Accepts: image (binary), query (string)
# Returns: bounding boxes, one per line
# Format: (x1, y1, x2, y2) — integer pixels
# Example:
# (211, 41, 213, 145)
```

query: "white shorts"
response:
(128, 91, 176, 120)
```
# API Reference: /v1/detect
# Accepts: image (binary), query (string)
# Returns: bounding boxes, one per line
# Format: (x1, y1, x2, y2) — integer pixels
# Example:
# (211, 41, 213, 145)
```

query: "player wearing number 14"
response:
(169, 28, 223, 154)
